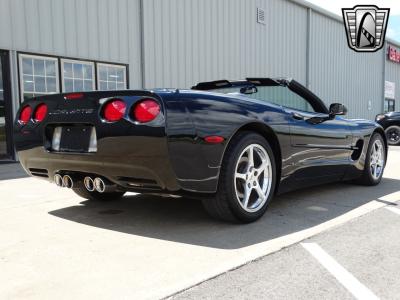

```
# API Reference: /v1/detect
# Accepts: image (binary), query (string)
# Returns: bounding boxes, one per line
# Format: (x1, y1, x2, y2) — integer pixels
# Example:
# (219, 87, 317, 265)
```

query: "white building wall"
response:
(142, 0, 308, 89)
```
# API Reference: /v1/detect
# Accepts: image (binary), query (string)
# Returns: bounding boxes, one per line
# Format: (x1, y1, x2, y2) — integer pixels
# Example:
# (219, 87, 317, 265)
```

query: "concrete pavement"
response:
(0, 147, 399, 299)
(174, 204, 400, 299)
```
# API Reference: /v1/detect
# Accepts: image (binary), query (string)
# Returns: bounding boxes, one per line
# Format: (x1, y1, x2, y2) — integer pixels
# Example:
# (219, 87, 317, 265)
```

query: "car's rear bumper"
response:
(16, 135, 180, 192)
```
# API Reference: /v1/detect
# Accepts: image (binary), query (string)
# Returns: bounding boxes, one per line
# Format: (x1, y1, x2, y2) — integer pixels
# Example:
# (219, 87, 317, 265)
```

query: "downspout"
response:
(306, 7, 312, 89)
(139, 0, 146, 89)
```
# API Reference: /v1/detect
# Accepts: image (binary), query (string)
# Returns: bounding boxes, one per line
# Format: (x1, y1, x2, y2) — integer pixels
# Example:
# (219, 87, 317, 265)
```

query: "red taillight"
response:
(34, 104, 48, 122)
(64, 93, 84, 100)
(133, 99, 160, 123)
(19, 105, 32, 125)
(103, 99, 126, 122)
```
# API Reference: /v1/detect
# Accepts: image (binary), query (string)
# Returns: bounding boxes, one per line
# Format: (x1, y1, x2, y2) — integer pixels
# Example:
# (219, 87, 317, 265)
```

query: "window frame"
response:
(18, 53, 60, 100)
(60, 58, 96, 93)
(96, 62, 127, 91)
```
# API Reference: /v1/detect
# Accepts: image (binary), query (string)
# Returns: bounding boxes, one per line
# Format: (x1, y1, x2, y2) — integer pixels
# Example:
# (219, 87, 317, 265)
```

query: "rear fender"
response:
(164, 91, 289, 193)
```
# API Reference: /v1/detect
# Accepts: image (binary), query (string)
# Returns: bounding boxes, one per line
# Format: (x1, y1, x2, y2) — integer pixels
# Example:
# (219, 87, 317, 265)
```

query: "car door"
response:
(285, 108, 353, 180)
(246, 78, 354, 190)
(280, 81, 353, 182)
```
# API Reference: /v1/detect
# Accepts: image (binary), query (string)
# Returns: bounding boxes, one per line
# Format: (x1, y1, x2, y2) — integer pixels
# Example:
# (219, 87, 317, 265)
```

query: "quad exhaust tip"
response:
(62, 175, 73, 189)
(55, 174, 73, 188)
(54, 174, 63, 187)
(84, 177, 95, 192)
(94, 177, 106, 193)
(84, 177, 114, 193)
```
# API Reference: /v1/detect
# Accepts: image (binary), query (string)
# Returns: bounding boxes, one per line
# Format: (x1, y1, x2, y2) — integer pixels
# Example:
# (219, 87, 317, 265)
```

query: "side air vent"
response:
(351, 140, 364, 161)
(257, 8, 266, 25)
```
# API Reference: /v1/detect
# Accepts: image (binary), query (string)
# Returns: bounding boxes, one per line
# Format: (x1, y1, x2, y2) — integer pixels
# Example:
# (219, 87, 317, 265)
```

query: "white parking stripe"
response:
(301, 243, 379, 300)
(385, 206, 400, 216)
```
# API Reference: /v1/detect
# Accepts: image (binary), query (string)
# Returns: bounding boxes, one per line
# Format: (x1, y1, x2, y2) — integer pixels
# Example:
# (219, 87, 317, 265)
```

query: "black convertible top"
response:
(191, 80, 252, 90)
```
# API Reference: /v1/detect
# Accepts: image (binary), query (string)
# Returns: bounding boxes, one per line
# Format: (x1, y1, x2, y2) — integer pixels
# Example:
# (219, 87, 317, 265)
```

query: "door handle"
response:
(291, 112, 305, 121)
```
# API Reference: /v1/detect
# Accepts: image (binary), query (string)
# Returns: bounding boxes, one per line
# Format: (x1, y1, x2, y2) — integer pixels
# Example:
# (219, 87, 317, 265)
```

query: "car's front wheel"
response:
(202, 132, 276, 223)
(357, 133, 386, 186)
(385, 125, 400, 145)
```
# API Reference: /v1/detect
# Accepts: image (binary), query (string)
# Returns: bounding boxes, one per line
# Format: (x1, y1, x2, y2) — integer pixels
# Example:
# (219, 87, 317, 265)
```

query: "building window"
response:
(97, 63, 127, 91)
(19, 54, 59, 101)
(384, 99, 395, 113)
(61, 59, 95, 92)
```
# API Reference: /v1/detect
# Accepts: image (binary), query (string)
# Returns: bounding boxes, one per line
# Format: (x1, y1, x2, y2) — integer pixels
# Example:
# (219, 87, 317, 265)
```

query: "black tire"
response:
(385, 125, 400, 146)
(357, 133, 386, 186)
(72, 182, 125, 201)
(202, 132, 276, 223)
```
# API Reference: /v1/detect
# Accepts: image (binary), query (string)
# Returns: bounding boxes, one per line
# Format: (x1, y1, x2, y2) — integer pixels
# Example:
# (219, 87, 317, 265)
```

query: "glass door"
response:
(0, 51, 13, 160)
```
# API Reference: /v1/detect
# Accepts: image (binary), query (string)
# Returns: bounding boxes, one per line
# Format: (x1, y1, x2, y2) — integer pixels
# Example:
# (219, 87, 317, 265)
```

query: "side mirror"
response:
(329, 103, 347, 117)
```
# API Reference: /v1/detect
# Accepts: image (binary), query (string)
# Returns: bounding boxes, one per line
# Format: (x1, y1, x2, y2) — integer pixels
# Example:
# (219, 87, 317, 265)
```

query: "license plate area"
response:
(51, 125, 97, 153)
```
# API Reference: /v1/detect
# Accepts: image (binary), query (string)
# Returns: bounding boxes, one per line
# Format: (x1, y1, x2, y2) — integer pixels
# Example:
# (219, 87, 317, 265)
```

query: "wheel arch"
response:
(221, 122, 282, 193)
(373, 127, 388, 155)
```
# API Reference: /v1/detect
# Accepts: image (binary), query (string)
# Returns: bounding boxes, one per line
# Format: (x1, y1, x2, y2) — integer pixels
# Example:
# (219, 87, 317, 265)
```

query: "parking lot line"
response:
(301, 243, 379, 300)
(385, 206, 400, 216)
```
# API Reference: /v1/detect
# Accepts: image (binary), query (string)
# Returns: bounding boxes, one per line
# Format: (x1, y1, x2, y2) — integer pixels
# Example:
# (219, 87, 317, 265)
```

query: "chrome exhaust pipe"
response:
(62, 175, 73, 189)
(54, 174, 64, 187)
(94, 177, 116, 193)
(84, 177, 95, 192)
(94, 177, 106, 193)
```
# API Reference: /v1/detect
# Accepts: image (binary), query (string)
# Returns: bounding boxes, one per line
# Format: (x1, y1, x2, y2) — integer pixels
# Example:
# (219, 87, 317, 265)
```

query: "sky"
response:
(305, 0, 400, 42)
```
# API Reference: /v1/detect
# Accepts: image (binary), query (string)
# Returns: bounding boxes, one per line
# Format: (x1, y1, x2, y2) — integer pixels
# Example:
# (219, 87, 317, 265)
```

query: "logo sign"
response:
(388, 45, 400, 63)
(342, 5, 390, 52)
(385, 81, 396, 99)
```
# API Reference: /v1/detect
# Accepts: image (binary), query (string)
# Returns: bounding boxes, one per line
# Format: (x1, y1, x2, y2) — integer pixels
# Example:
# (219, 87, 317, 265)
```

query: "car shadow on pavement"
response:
(49, 178, 400, 250)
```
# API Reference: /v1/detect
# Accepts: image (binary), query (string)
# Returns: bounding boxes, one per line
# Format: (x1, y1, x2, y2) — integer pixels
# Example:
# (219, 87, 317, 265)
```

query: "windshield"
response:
(209, 85, 314, 112)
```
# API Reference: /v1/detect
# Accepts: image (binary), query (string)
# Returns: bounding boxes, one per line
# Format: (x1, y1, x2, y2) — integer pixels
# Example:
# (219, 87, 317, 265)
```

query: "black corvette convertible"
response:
(14, 78, 387, 223)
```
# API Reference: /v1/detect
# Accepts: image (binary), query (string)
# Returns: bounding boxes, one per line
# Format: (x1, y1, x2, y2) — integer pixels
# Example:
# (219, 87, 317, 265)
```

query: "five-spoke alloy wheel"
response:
(234, 144, 273, 213)
(202, 132, 276, 223)
(358, 133, 386, 186)
(369, 139, 385, 180)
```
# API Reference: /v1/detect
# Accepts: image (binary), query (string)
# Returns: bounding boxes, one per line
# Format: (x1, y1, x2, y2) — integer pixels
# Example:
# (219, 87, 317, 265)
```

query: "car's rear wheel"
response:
(72, 182, 125, 201)
(202, 132, 276, 223)
(385, 125, 400, 145)
(357, 133, 386, 186)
